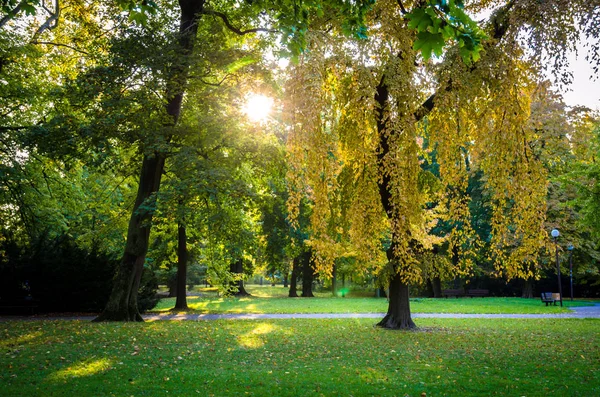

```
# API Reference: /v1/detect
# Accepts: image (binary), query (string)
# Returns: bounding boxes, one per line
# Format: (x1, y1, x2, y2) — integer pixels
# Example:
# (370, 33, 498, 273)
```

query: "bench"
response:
(541, 292, 560, 306)
(0, 298, 39, 315)
(442, 289, 464, 298)
(466, 289, 489, 298)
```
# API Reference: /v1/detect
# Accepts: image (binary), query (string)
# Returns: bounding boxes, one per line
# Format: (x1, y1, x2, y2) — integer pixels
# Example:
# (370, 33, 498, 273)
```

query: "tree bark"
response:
(289, 256, 299, 297)
(230, 259, 250, 296)
(168, 275, 177, 297)
(93, 154, 165, 322)
(301, 250, 314, 297)
(376, 272, 416, 329)
(426, 278, 434, 297)
(332, 262, 337, 296)
(374, 71, 415, 330)
(432, 276, 442, 298)
(283, 271, 289, 288)
(174, 223, 189, 310)
(94, 0, 206, 322)
(521, 278, 533, 299)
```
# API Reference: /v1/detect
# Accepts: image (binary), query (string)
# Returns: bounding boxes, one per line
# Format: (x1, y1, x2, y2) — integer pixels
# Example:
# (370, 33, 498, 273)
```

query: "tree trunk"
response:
(93, 154, 165, 322)
(376, 272, 416, 329)
(283, 272, 289, 288)
(93, 0, 206, 322)
(230, 259, 250, 296)
(168, 275, 177, 298)
(289, 256, 299, 297)
(425, 278, 434, 297)
(432, 276, 442, 298)
(332, 262, 337, 296)
(301, 250, 314, 297)
(521, 278, 533, 299)
(174, 223, 188, 310)
(374, 71, 415, 329)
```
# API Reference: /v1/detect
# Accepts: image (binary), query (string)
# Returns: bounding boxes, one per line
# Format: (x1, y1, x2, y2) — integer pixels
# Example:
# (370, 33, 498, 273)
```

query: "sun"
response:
(243, 94, 274, 123)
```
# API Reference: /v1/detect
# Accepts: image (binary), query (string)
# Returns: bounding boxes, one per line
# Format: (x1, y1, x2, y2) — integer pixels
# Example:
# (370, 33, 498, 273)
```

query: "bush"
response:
(138, 268, 160, 313)
(24, 235, 118, 312)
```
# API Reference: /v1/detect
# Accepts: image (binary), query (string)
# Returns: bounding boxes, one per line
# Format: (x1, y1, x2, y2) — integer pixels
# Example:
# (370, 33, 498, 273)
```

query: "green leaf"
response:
(413, 32, 445, 60)
(225, 56, 257, 74)
(407, 8, 433, 33)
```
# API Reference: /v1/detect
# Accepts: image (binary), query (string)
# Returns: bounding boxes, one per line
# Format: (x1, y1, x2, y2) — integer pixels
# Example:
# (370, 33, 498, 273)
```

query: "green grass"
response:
(153, 285, 593, 314)
(1, 318, 598, 396)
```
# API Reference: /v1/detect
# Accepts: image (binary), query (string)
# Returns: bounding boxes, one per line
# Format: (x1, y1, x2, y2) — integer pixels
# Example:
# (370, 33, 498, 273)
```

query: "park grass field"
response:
(153, 285, 591, 314)
(1, 318, 598, 396)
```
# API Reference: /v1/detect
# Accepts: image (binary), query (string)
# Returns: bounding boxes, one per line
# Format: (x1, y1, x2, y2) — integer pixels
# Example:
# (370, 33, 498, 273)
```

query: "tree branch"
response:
(0, 126, 32, 131)
(201, 9, 277, 35)
(0, 0, 27, 29)
(199, 74, 229, 87)
(31, 41, 89, 55)
(412, 1, 515, 121)
(395, 0, 408, 15)
(32, 0, 60, 39)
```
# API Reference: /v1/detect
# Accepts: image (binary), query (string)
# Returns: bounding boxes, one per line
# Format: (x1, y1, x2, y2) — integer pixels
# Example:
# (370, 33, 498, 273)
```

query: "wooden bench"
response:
(540, 292, 560, 306)
(442, 289, 464, 298)
(466, 289, 489, 298)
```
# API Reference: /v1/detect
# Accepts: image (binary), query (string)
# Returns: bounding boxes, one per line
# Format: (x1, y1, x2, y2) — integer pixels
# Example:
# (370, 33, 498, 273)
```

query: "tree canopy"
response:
(1, 0, 599, 326)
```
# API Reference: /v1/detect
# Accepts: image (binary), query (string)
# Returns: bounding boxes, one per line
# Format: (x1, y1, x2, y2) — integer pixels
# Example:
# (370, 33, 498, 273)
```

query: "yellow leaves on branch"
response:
(430, 43, 548, 281)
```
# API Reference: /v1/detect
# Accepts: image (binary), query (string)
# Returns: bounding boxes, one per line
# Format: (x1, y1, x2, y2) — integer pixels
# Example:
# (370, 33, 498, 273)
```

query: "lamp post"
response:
(551, 229, 563, 307)
(568, 244, 574, 301)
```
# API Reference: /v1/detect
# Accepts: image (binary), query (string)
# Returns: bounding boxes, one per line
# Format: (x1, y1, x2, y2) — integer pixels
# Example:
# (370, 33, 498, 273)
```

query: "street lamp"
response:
(551, 229, 563, 307)
(568, 244, 574, 301)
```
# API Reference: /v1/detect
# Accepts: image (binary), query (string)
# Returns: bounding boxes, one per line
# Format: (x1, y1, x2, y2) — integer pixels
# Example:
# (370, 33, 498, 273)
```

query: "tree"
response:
(285, 0, 600, 329)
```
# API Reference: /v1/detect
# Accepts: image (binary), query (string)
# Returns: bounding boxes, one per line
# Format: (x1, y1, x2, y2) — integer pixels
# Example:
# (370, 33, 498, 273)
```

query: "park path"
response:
(1, 303, 599, 322)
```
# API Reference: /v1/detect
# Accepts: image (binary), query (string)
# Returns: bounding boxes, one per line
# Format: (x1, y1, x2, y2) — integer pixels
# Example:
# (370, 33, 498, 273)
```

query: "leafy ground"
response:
(153, 285, 591, 314)
(1, 318, 598, 396)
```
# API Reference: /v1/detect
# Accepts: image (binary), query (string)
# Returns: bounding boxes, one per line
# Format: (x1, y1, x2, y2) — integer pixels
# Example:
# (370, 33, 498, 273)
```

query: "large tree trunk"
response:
(94, 154, 165, 322)
(174, 223, 188, 310)
(374, 70, 415, 330)
(94, 0, 206, 322)
(289, 256, 299, 297)
(376, 272, 416, 329)
(230, 259, 250, 296)
(301, 250, 314, 297)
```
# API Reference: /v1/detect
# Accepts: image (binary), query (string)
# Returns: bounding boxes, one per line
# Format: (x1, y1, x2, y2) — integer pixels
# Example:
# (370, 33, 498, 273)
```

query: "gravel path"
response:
(2, 303, 599, 322)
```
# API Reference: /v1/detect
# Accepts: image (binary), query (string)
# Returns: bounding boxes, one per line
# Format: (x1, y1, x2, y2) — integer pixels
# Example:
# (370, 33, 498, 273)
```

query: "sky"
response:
(559, 53, 600, 110)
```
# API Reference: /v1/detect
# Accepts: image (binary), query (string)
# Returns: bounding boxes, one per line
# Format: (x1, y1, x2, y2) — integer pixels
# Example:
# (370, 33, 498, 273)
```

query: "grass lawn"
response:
(1, 318, 598, 396)
(153, 285, 593, 314)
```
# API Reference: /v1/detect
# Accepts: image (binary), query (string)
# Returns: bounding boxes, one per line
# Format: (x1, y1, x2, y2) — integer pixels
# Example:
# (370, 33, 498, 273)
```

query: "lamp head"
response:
(551, 229, 559, 238)
(567, 244, 574, 251)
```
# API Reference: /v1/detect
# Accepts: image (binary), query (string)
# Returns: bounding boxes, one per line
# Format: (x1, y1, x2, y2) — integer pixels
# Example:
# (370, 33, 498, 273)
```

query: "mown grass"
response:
(1, 318, 598, 396)
(153, 285, 592, 314)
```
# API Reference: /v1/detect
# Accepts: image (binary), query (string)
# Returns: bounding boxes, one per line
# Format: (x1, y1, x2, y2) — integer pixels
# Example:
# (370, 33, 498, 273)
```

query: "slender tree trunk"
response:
(283, 271, 289, 288)
(332, 262, 337, 296)
(426, 278, 434, 297)
(432, 276, 442, 298)
(301, 250, 314, 297)
(174, 223, 188, 310)
(289, 256, 299, 297)
(94, 0, 206, 322)
(374, 71, 415, 329)
(521, 278, 533, 299)
(168, 276, 177, 297)
(230, 259, 250, 296)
